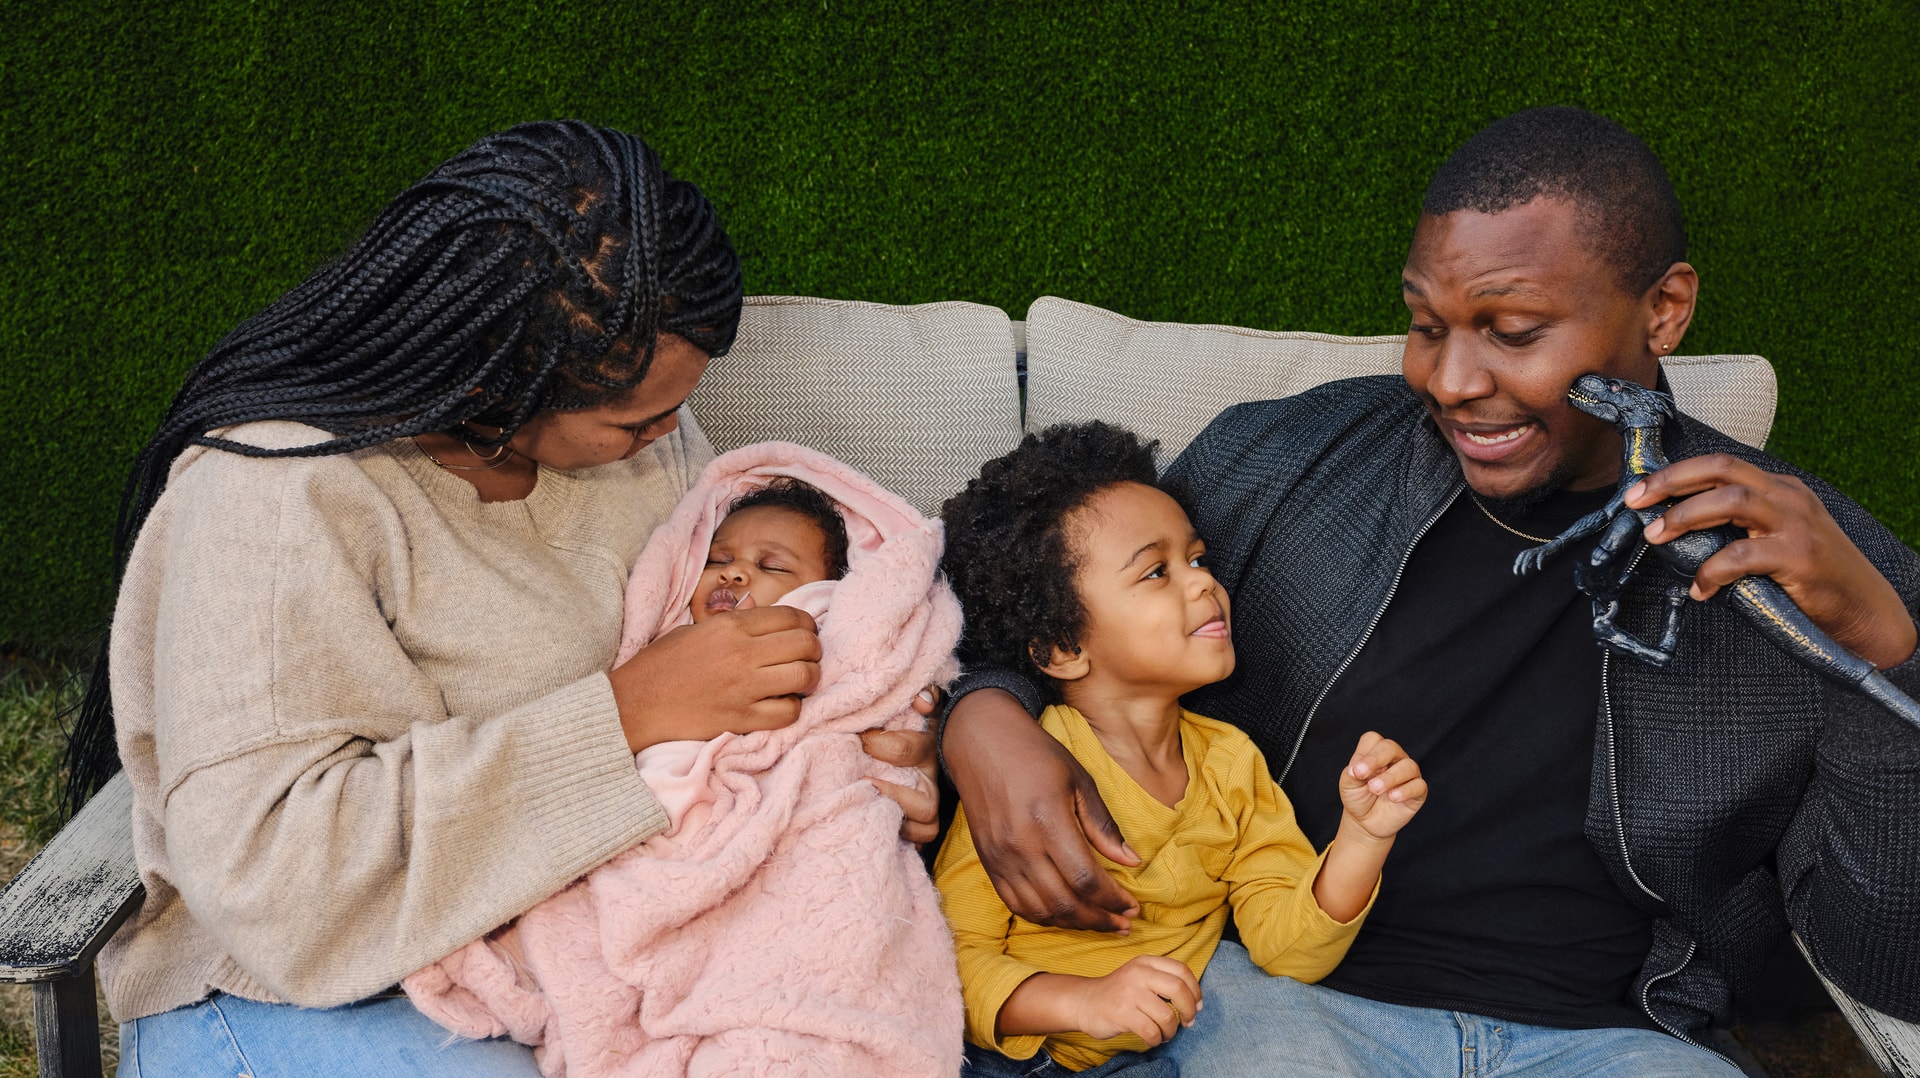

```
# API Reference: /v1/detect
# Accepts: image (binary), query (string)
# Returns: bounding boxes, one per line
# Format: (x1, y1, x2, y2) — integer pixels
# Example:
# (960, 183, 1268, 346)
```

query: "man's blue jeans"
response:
(1162, 942, 1744, 1077)
(118, 993, 541, 1077)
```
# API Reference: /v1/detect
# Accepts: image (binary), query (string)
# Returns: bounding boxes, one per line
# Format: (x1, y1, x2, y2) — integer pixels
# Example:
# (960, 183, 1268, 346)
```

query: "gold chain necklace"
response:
(1468, 492, 1553, 544)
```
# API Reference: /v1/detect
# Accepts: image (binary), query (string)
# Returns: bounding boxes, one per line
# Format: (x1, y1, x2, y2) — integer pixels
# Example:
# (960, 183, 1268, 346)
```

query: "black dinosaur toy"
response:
(1513, 372, 1920, 730)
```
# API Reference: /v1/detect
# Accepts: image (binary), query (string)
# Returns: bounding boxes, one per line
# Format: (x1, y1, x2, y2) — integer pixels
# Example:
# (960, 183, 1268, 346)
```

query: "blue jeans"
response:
(962, 1042, 1177, 1077)
(1161, 941, 1744, 1077)
(118, 993, 541, 1077)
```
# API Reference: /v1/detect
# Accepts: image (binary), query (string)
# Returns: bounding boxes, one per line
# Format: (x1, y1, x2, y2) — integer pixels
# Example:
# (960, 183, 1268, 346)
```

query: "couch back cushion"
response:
(687, 296, 1025, 514)
(1023, 296, 1779, 458)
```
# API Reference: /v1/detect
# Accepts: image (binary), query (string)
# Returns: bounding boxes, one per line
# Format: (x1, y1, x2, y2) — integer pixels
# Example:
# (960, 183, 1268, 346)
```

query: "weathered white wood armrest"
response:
(0, 771, 144, 1078)
(1794, 933, 1920, 1077)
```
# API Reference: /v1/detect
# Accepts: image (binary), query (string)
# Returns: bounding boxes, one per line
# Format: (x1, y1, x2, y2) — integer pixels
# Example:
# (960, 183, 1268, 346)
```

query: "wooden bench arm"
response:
(0, 771, 143, 985)
(0, 771, 143, 1078)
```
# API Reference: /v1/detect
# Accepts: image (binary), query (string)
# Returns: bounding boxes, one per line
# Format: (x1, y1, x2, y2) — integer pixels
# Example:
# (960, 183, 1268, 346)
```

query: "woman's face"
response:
(508, 333, 712, 471)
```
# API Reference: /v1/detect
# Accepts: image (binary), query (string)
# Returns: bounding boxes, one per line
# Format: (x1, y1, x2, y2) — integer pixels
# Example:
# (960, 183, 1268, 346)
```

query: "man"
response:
(939, 107, 1920, 1075)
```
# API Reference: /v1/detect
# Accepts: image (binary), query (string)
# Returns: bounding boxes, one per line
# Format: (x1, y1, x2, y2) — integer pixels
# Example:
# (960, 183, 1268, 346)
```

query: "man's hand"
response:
(608, 606, 822, 753)
(864, 696, 939, 845)
(1630, 456, 1917, 669)
(999, 957, 1200, 1046)
(943, 689, 1142, 932)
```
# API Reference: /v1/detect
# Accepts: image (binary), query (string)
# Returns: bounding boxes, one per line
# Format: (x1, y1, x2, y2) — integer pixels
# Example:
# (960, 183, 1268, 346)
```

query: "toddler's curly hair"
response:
(939, 421, 1160, 686)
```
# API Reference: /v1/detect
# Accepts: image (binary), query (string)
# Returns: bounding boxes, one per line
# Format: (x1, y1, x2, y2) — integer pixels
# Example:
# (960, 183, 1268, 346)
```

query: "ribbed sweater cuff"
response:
(494, 674, 669, 875)
(942, 666, 1046, 721)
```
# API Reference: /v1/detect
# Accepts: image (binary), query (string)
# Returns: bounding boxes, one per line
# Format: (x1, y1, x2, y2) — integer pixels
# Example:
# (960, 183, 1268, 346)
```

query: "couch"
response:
(2, 294, 1911, 1077)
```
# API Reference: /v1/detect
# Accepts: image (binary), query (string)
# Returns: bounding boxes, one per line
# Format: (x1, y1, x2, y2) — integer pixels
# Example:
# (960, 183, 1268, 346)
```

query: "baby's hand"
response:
(1338, 731, 1427, 841)
(1067, 955, 1199, 1047)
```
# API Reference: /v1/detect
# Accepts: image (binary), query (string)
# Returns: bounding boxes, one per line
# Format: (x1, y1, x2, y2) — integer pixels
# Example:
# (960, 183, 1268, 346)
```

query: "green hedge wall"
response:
(3, 2, 1916, 649)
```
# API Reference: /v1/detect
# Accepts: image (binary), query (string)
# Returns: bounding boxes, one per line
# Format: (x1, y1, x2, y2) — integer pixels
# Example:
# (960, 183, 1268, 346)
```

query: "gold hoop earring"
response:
(460, 436, 511, 463)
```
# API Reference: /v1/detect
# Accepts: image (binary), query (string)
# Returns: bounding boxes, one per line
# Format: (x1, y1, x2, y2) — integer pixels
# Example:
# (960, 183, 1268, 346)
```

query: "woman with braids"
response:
(75, 121, 937, 1074)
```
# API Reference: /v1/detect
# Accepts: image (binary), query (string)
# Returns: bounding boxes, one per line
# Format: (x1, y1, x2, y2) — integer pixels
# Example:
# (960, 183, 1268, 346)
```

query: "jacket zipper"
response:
(1279, 485, 1461, 783)
(1601, 545, 1701, 1047)
(1640, 939, 1700, 1046)
(1602, 543, 1663, 905)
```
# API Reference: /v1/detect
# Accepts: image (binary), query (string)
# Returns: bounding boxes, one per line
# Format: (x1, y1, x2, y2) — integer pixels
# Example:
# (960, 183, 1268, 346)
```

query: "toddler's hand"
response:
(1068, 955, 1200, 1047)
(1339, 731, 1426, 841)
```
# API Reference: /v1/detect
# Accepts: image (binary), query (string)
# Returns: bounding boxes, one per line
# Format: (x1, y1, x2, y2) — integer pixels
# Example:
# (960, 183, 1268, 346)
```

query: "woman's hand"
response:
(1630, 456, 1917, 669)
(864, 706, 940, 845)
(608, 606, 822, 753)
(943, 689, 1142, 932)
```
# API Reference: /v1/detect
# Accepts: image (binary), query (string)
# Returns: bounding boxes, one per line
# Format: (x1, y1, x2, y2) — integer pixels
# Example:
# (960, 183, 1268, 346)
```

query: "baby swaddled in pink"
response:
(404, 442, 965, 1077)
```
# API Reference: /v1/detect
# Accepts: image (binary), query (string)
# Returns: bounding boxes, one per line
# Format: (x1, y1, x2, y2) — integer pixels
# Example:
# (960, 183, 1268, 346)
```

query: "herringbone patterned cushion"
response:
(687, 296, 1025, 514)
(1024, 295, 1779, 455)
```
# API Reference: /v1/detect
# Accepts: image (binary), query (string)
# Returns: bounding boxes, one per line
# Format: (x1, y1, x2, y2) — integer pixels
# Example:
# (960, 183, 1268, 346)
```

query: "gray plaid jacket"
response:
(1147, 375, 1920, 1039)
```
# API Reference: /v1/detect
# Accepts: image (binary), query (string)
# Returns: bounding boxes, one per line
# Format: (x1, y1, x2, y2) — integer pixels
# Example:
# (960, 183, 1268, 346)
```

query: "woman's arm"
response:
(939, 683, 1141, 931)
(118, 446, 816, 1006)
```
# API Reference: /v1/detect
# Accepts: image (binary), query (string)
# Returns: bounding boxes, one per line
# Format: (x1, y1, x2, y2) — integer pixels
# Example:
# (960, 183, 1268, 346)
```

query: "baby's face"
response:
(689, 505, 836, 623)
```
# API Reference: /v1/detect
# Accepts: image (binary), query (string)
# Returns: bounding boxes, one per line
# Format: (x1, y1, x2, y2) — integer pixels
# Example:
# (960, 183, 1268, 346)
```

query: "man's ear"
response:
(1033, 641, 1091, 682)
(1645, 261, 1698, 357)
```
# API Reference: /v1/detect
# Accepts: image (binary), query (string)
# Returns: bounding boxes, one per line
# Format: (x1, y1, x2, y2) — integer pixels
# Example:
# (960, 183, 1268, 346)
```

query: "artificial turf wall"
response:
(2, 2, 1915, 649)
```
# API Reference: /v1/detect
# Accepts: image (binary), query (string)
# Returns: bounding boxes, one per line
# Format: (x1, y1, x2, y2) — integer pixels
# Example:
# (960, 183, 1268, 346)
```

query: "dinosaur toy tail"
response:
(1724, 578, 1920, 732)
(1859, 671, 1920, 731)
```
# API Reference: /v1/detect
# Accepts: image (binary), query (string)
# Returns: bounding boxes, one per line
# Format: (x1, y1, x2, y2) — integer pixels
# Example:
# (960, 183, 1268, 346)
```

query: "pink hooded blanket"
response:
(405, 442, 964, 1077)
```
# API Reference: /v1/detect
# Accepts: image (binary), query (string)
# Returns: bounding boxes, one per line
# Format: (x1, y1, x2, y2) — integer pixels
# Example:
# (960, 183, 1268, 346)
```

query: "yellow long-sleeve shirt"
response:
(933, 704, 1373, 1070)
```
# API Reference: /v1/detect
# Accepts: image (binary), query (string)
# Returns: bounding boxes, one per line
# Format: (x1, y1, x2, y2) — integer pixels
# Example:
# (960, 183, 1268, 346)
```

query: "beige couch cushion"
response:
(687, 296, 1025, 515)
(1023, 296, 1779, 457)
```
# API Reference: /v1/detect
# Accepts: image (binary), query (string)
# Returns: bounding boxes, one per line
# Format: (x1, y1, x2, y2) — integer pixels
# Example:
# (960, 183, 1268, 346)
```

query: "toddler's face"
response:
(1056, 481, 1234, 694)
(689, 505, 835, 623)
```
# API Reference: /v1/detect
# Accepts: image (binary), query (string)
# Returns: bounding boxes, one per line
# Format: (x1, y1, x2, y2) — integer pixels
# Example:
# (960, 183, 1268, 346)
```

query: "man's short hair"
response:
(1423, 107, 1687, 295)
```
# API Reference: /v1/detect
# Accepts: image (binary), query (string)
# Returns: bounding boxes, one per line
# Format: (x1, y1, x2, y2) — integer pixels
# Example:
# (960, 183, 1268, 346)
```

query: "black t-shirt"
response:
(1280, 483, 1657, 1030)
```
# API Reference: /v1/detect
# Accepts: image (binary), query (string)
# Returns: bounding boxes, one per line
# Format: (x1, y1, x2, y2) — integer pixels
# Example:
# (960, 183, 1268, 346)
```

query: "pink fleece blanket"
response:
(405, 442, 964, 1077)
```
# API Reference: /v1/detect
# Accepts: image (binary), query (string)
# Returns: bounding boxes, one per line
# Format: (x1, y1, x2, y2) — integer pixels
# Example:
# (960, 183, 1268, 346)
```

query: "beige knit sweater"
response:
(100, 414, 713, 1022)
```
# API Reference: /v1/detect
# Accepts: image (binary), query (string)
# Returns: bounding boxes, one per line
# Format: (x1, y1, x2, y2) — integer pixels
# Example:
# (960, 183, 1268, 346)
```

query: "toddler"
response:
(935, 422, 1428, 1077)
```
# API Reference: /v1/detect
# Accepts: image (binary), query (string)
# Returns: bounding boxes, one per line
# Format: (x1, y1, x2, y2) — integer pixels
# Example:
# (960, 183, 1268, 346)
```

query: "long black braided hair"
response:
(66, 120, 743, 814)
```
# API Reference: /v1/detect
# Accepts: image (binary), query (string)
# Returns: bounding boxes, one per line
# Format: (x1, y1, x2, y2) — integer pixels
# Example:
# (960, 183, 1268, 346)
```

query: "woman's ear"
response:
(1034, 641, 1091, 682)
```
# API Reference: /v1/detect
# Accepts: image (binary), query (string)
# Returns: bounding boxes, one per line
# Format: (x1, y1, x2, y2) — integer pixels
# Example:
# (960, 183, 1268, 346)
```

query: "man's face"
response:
(1401, 198, 1662, 501)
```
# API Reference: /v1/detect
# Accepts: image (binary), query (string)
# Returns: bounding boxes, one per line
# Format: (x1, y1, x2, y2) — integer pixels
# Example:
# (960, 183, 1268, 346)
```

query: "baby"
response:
(935, 422, 1429, 1077)
(407, 444, 964, 1077)
(637, 477, 852, 836)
